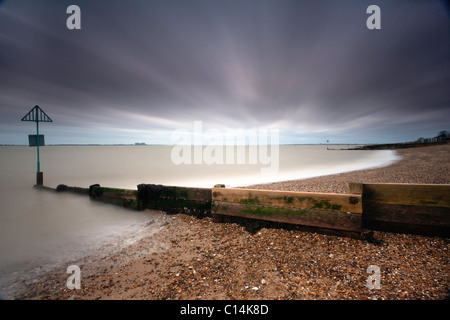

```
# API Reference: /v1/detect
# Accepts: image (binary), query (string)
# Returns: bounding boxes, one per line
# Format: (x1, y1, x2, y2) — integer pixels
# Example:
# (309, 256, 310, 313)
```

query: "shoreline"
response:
(243, 144, 449, 193)
(5, 144, 450, 300)
(234, 149, 402, 189)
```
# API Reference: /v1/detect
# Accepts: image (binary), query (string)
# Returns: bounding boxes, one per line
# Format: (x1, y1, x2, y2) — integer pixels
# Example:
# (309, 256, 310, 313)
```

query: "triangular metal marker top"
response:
(21, 105, 53, 122)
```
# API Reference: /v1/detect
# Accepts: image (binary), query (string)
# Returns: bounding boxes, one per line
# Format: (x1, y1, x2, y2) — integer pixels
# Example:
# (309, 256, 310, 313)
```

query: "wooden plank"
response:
(361, 183, 450, 207)
(212, 201, 361, 232)
(212, 188, 362, 213)
(363, 202, 450, 227)
(174, 186, 211, 201)
(363, 219, 450, 238)
(137, 184, 211, 202)
(136, 184, 211, 214)
(141, 198, 211, 211)
(212, 213, 362, 239)
(358, 183, 450, 237)
(348, 182, 363, 195)
(101, 188, 137, 198)
(88, 187, 139, 210)
(55, 184, 89, 195)
(94, 194, 138, 209)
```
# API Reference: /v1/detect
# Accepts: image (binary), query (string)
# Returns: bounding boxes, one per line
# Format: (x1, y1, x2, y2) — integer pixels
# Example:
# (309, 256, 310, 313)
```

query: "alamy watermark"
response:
(66, 265, 81, 290)
(66, 5, 81, 30)
(366, 5, 381, 30)
(170, 121, 279, 175)
(366, 265, 381, 290)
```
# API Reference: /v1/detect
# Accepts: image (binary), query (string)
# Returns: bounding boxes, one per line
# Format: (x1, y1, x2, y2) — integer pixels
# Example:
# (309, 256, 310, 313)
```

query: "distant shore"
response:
(1, 141, 446, 147)
(10, 143, 450, 301)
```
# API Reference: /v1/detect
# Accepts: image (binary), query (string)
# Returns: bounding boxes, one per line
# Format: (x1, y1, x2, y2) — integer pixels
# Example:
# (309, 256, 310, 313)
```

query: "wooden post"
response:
(212, 184, 225, 221)
(36, 172, 43, 186)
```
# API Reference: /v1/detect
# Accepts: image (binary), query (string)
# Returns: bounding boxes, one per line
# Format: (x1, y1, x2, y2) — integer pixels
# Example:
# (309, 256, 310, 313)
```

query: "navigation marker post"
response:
(21, 105, 53, 186)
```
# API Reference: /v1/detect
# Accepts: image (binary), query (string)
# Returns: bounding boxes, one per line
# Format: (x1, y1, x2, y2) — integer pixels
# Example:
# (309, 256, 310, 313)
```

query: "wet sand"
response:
(7, 144, 450, 300)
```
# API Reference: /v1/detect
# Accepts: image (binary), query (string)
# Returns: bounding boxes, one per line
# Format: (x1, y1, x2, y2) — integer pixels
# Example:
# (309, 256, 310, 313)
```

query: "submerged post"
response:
(21, 105, 53, 186)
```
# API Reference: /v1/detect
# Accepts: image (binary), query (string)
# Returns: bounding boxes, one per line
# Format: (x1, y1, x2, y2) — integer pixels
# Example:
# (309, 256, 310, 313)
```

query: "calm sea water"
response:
(0, 145, 399, 295)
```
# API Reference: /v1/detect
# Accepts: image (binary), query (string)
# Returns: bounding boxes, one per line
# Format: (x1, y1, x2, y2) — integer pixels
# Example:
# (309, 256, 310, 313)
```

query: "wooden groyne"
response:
(40, 182, 450, 239)
(211, 187, 362, 238)
(349, 182, 450, 237)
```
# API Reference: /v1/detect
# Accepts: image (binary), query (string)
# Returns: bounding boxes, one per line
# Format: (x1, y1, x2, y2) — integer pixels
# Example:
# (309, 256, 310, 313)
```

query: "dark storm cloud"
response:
(0, 0, 449, 144)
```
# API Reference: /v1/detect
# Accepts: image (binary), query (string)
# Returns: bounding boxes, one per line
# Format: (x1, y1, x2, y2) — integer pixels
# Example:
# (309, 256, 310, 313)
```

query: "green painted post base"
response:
(36, 172, 43, 186)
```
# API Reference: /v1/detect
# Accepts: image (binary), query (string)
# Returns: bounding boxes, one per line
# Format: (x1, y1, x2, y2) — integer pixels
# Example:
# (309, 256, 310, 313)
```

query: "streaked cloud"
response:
(0, 0, 449, 145)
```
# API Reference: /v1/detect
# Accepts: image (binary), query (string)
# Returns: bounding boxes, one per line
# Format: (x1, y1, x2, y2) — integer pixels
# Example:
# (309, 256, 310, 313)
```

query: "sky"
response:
(0, 0, 449, 145)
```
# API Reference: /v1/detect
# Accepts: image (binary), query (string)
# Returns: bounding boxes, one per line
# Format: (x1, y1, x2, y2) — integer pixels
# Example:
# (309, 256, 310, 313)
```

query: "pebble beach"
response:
(6, 144, 450, 300)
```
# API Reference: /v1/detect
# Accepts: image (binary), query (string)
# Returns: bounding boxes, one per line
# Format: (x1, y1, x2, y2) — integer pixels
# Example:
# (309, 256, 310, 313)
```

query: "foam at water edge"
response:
(228, 150, 402, 188)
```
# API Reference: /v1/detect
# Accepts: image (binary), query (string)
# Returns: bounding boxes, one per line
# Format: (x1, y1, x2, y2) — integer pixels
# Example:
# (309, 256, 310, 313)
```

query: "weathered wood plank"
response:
(212, 188, 362, 213)
(361, 183, 450, 207)
(136, 184, 212, 215)
(212, 201, 361, 232)
(363, 219, 450, 238)
(137, 184, 211, 202)
(56, 184, 89, 195)
(363, 202, 450, 227)
(175, 186, 211, 201)
(355, 183, 450, 237)
(88, 186, 139, 209)
(102, 188, 137, 198)
(348, 182, 363, 195)
(141, 198, 211, 211)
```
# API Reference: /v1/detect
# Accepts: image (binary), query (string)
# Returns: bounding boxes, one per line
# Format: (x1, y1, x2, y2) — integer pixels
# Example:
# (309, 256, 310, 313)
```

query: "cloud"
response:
(0, 0, 449, 144)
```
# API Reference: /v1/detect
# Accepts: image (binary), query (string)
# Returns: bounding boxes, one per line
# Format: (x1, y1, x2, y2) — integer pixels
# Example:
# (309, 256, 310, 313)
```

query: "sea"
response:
(0, 145, 400, 298)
